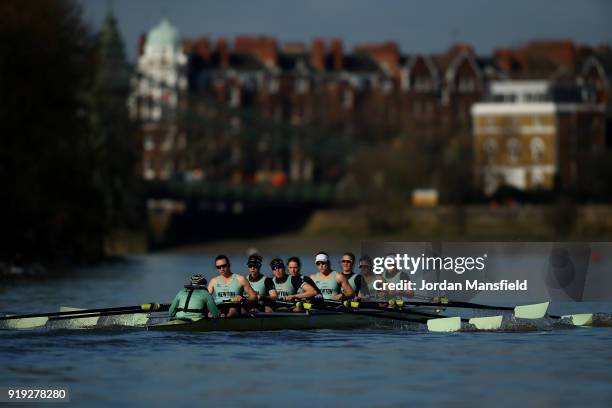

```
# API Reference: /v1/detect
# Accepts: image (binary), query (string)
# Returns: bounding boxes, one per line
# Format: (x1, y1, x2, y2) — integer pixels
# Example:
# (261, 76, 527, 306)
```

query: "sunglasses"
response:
(272, 265, 284, 270)
(248, 264, 260, 268)
(341, 260, 353, 264)
(216, 263, 229, 269)
(315, 261, 327, 266)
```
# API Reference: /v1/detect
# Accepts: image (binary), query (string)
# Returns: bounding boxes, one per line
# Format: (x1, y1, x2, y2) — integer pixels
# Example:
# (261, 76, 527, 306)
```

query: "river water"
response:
(1, 254, 612, 407)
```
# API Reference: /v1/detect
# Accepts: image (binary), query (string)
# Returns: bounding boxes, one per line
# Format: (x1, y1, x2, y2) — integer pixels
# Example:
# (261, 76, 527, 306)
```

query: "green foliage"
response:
(0, 0, 138, 263)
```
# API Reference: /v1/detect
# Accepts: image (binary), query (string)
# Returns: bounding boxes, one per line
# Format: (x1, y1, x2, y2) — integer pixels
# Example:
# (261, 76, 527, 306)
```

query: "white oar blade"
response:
(427, 316, 461, 332)
(3, 316, 49, 329)
(56, 306, 99, 328)
(61, 306, 150, 327)
(514, 302, 549, 319)
(562, 313, 593, 327)
(469, 315, 503, 331)
(60, 306, 82, 312)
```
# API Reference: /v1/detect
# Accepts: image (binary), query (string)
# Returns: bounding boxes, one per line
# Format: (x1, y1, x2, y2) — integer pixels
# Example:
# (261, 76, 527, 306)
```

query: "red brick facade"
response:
(135, 34, 612, 189)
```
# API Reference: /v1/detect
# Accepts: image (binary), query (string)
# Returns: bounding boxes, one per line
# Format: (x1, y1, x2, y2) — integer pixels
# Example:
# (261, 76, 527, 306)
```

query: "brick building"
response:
(129, 19, 611, 198)
(472, 41, 611, 196)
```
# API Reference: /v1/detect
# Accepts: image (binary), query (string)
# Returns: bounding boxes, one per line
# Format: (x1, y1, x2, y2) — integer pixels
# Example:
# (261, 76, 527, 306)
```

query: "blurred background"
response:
(1, 0, 611, 271)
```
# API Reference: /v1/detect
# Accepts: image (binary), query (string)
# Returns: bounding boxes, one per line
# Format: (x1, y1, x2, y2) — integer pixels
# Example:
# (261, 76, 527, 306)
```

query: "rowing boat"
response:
(3, 300, 609, 333)
(148, 309, 425, 332)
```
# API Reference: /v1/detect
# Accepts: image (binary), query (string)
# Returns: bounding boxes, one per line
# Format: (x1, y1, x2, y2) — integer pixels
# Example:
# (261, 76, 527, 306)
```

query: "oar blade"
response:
(58, 306, 149, 328)
(514, 302, 549, 319)
(3, 316, 49, 329)
(562, 313, 593, 327)
(469, 315, 503, 331)
(55, 307, 100, 328)
(60, 306, 81, 312)
(427, 316, 461, 332)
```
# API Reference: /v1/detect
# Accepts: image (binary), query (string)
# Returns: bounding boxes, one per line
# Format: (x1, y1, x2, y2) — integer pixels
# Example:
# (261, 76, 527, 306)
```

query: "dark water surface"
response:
(1, 255, 612, 408)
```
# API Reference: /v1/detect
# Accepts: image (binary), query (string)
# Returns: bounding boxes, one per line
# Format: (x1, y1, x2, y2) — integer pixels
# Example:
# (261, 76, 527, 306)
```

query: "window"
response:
(458, 77, 476, 93)
(161, 162, 173, 180)
(530, 138, 545, 162)
(295, 79, 309, 94)
(533, 115, 542, 127)
(229, 87, 241, 108)
(143, 160, 155, 180)
(151, 106, 162, 121)
(161, 134, 174, 152)
(268, 78, 280, 94)
(414, 76, 432, 92)
(484, 138, 497, 163)
(507, 138, 521, 163)
(342, 89, 354, 109)
(531, 169, 544, 188)
(144, 136, 155, 151)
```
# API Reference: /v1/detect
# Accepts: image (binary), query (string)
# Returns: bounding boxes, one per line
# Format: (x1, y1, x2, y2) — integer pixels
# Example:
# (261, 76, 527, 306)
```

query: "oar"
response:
(0, 303, 169, 329)
(305, 300, 501, 332)
(415, 296, 603, 327)
(350, 298, 549, 319)
(302, 300, 438, 325)
(329, 300, 505, 332)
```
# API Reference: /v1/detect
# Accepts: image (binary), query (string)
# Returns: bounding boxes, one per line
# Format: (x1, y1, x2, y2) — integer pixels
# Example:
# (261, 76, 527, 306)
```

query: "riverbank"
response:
(162, 204, 612, 255)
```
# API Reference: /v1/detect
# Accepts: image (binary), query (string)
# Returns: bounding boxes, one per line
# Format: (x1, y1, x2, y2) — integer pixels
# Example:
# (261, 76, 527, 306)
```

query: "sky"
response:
(79, 0, 612, 62)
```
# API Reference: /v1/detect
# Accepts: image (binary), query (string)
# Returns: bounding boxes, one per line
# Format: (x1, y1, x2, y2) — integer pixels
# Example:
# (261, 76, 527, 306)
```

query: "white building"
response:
(130, 18, 187, 122)
(129, 19, 188, 180)
(472, 80, 603, 195)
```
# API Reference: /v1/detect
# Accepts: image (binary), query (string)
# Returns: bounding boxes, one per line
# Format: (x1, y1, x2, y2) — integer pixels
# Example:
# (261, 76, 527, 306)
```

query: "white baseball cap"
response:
(315, 253, 329, 263)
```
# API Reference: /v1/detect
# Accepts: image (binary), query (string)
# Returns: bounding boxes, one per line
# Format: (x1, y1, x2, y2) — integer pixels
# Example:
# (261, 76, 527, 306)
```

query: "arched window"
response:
(530, 138, 545, 162)
(507, 138, 521, 163)
(484, 138, 497, 163)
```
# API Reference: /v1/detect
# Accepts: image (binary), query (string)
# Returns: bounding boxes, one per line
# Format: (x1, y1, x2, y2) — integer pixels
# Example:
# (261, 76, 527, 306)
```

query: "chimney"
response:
(494, 48, 514, 73)
(217, 37, 229, 68)
(283, 42, 306, 54)
(310, 38, 325, 70)
(331, 38, 343, 71)
(235, 36, 278, 67)
(194, 37, 211, 62)
(261, 37, 278, 67)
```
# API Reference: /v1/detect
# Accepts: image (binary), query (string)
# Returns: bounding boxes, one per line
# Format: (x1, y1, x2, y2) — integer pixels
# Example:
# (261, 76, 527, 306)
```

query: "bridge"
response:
(144, 180, 341, 249)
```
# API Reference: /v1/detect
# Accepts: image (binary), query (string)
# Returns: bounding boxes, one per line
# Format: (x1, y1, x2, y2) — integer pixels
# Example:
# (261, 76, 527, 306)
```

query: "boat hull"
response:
(148, 310, 388, 332)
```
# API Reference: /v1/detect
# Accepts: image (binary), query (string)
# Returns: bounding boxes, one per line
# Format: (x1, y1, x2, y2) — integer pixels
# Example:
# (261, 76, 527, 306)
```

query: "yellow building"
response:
(472, 81, 605, 195)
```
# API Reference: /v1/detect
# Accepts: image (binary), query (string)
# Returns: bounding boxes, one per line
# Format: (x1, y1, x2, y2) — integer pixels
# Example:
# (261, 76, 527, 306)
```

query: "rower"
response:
(381, 254, 414, 300)
(309, 252, 353, 301)
(357, 255, 379, 299)
(270, 258, 318, 305)
(207, 255, 258, 317)
(246, 254, 277, 312)
(286, 256, 321, 297)
(339, 252, 362, 299)
(168, 274, 220, 320)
